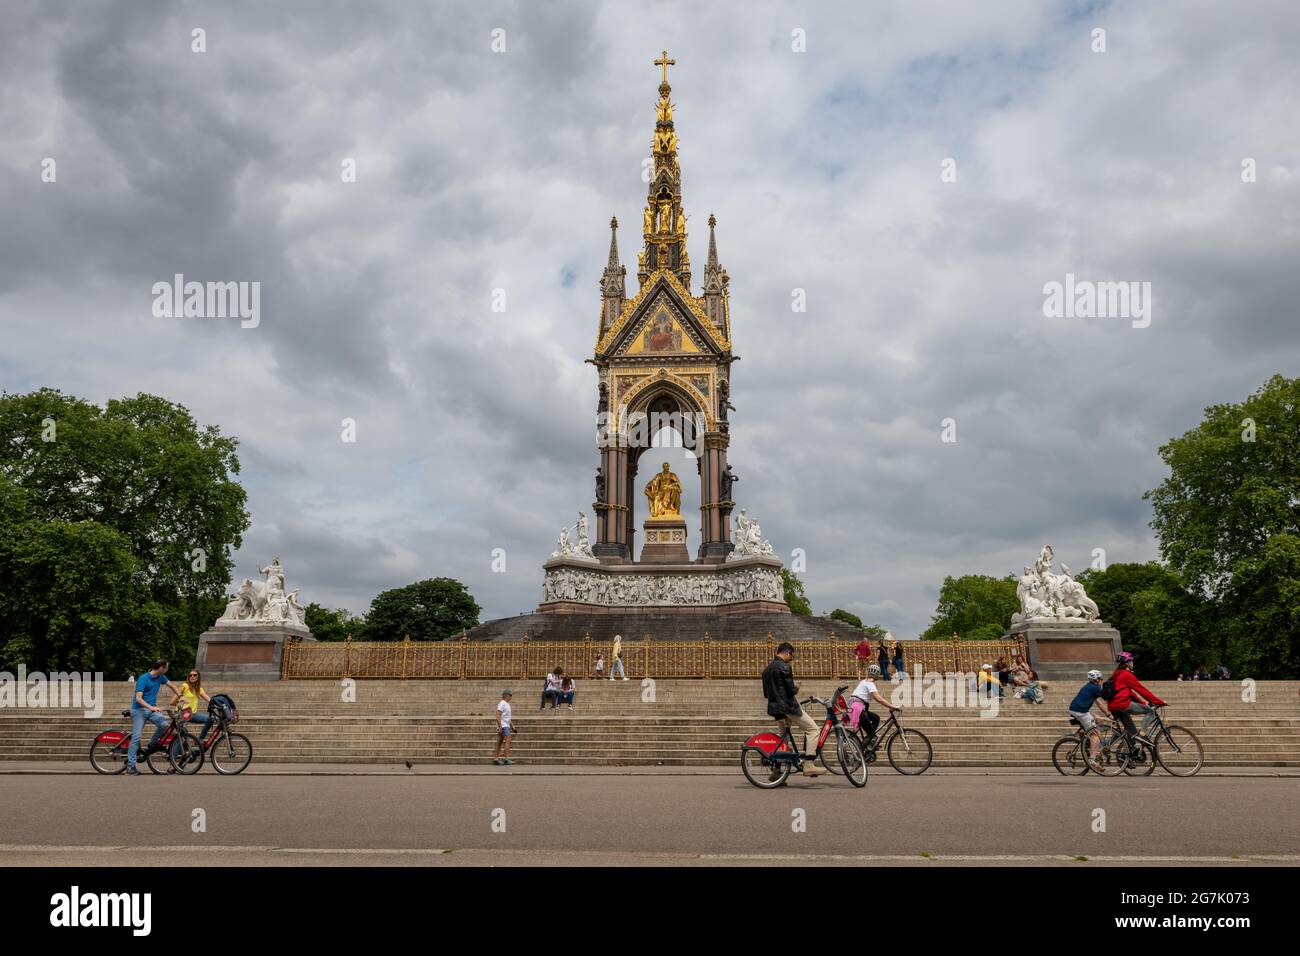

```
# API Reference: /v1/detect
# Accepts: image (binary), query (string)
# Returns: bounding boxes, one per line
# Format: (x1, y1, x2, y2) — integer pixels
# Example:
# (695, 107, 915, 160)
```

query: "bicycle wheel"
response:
(1155, 725, 1204, 777)
(169, 732, 205, 775)
(818, 728, 850, 775)
(210, 732, 253, 775)
(1089, 730, 1129, 776)
(886, 729, 933, 775)
(1051, 736, 1089, 776)
(1123, 741, 1156, 776)
(837, 734, 868, 788)
(741, 747, 790, 789)
(145, 742, 171, 774)
(89, 737, 129, 775)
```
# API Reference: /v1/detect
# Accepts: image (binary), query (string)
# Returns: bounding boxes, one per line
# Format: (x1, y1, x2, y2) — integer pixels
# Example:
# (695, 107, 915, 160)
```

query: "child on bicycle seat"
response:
(1067, 669, 1105, 733)
(848, 665, 899, 740)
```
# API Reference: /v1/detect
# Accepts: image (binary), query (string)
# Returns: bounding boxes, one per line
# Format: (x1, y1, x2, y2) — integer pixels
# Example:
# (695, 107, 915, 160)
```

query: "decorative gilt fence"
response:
(281, 634, 1027, 681)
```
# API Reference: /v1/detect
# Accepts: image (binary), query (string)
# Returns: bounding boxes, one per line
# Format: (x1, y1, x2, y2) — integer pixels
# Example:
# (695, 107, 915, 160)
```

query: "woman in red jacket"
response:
(1108, 651, 1166, 745)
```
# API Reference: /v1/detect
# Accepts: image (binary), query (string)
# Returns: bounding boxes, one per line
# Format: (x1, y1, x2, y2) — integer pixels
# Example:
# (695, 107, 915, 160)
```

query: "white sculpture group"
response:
(217, 556, 307, 629)
(550, 512, 596, 561)
(543, 564, 783, 607)
(727, 508, 774, 561)
(1012, 545, 1100, 624)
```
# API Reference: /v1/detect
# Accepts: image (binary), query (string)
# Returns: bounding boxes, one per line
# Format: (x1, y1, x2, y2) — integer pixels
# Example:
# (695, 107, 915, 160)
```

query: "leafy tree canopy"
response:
(0, 389, 248, 675)
(921, 574, 1018, 641)
(363, 578, 481, 641)
(781, 569, 811, 616)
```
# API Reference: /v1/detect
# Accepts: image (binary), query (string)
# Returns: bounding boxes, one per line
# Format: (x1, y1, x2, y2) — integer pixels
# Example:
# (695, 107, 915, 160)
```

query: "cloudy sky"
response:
(3, 1, 1297, 637)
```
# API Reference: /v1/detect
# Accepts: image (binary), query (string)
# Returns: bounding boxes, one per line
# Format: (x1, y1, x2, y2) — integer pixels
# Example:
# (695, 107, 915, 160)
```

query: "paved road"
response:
(1, 772, 1297, 866)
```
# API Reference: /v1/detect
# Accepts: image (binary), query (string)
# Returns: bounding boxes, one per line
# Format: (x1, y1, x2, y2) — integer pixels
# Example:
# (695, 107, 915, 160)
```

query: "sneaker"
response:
(125, 767, 141, 776)
(504, 759, 514, 765)
(621, 677, 629, 682)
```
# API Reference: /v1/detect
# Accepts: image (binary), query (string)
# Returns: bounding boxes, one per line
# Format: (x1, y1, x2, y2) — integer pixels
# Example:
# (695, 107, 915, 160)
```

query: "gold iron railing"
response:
(281, 634, 1027, 681)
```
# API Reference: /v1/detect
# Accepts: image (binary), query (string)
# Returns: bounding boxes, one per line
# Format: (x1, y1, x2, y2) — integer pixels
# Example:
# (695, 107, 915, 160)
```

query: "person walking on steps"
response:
(609, 634, 628, 681)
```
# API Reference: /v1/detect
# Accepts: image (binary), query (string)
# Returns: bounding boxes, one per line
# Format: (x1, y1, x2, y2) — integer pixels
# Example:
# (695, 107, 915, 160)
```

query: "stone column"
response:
(593, 444, 631, 562)
(697, 432, 732, 562)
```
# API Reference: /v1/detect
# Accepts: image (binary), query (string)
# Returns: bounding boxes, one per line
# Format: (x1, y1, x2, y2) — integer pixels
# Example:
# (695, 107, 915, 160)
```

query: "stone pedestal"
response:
(1008, 620, 1123, 682)
(639, 516, 690, 563)
(196, 623, 315, 682)
(540, 554, 789, 614)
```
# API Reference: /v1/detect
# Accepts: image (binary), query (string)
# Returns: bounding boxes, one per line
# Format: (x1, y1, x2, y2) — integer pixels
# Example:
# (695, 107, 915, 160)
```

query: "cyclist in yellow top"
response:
(175, 668, 212, 738)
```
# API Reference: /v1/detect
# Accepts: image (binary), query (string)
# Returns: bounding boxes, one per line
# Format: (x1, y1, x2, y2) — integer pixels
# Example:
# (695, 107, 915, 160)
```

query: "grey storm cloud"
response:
(2, 0, 1298, 636)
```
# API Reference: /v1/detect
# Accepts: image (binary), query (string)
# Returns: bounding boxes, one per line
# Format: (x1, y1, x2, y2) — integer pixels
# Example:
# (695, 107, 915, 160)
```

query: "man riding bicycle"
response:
(761, 642, 827, 777)
(848, 664, 900, 741)
(1067, 669, 1106, 735)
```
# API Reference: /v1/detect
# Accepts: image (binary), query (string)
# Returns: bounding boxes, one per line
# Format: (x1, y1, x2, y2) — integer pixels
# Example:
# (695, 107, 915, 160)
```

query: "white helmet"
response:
(981, 663, 992, 671)
(1087, 669, 1103, 681)
(867, 664, 882, 677)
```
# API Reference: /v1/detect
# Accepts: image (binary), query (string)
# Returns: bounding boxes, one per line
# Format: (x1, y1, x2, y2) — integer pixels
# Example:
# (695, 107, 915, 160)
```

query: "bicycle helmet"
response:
(1086, 669, 1102, 681)
(867, 664, 882, 677)
(1116, 651, 1135, 664)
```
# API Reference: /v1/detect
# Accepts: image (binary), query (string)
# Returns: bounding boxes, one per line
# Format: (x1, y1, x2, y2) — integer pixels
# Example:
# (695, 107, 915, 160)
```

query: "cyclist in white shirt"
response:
(848, 665, 899, 740)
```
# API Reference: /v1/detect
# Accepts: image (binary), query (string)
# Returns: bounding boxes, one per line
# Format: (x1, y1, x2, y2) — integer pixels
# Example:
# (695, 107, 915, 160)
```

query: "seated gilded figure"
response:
(643, 462, 682, 517)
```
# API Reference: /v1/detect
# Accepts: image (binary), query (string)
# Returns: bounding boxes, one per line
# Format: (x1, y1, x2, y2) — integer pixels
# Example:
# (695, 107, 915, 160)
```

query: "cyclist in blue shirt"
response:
(126, 659, 179, 775)
(1067, 669, 1105, 734)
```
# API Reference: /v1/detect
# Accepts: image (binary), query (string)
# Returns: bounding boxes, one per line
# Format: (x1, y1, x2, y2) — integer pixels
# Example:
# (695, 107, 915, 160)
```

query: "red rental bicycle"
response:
(90, 707, 204, 775)
(740, 687, 868, 788)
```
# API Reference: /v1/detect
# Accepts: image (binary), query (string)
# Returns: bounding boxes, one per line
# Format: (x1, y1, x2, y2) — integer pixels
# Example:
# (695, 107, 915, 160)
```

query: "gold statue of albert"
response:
(643, 462, 682, 518)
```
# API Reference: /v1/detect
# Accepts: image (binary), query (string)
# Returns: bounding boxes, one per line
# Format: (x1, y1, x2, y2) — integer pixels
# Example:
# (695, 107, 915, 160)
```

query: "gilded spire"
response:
(640, 51, 690, 290)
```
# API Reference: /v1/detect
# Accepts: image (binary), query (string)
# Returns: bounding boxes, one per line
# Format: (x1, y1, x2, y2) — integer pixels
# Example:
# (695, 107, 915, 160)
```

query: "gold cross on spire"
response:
(654, 50, 676, 85)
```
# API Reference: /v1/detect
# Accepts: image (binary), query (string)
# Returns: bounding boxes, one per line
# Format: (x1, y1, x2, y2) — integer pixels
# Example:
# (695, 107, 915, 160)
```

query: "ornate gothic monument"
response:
(472, 53, 846, 643)
(534, 51, 788, 620)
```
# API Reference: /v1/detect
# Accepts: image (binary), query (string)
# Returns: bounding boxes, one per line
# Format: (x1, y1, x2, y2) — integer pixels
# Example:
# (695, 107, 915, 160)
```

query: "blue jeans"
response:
(128, 707, 170, 770)
(187, 712, 211, 740)
(609, 657, 626, 679)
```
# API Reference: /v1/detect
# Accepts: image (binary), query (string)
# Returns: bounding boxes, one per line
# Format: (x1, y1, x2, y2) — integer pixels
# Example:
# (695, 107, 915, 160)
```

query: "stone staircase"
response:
(4, 680, 1297, 767)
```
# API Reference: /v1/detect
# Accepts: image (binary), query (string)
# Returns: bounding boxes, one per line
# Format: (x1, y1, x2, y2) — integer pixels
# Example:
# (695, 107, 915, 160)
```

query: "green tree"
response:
(304, 602, 366, 642)
(920, 574, 1018, 641)
(0, 389, 248, 675)
(363, 578, 481, 641)
(1075, 562, 1210, 678)
(1145, 374, 1300, 677)
(781, 569, 811, 616)
(828, 608, 863, 628)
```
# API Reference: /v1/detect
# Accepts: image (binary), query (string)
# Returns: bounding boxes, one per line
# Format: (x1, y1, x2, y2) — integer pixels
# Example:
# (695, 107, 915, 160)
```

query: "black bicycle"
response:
(828, 701, 933, 776)
(1103, 705, 1203, 777)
